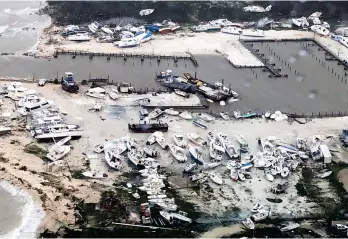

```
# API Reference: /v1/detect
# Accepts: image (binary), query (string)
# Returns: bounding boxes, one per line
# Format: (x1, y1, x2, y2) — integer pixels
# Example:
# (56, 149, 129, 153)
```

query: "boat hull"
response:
(128, 123, 168, 133)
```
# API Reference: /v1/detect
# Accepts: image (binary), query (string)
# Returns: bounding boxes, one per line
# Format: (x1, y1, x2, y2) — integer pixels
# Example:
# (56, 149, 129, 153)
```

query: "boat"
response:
(271, 182, 289, 194)
(160, 211, 192, 224)
(115, 38, 139, 48)
(169, 144, 187, 162)
(133, 31, 152, 43)
(101, 25, 113, 35)
(149, 108, 163, 119)
(238, 170, 246, 181)
(207, 131, 215, 142)
(281, 167, 290, 178)
(193, 120, 208, 129)
(31, 124, 83, 140)
(280, 223, 300, 232)
(236, 135, 248, 148)
(266, 197, 282, 203)
(164, 108, 179, 116)
(94, 144, 104, 153)
(21, 94, 49, 111)
(147, 131, 162, 145)
(187, 133, 207, 146)
(189, 172, 206, 182)
(225, 144, 239, 159)
(209, 140, 224, 161)
(88, 21, 99, 33)
(86, 87, 106, 99)
(220, 112, 230, 120)
(221, 26, 242, 35)
(318, 170, 332, 179)
(46, 145, 70, 161)
(203, 162, 221, 169)
(133, 193, 141, 199)
(243, 5, 268, 12)
(184, 163, 197, 173)
(251, 204, 263, 213)
(197, 113, 215, 122)
(173, 133, 187, 148)
(242, 218, 255, 230)
(179, 111, 193, 120)
(242, 29, 265, 37)
(210, 172, 223, 185)
(292, 17, 309, 27)
(132, 98, 150, 106)
(211, 137, 225, 152)
(82, 171, 108, 179)
(264, 172, 274, 182)
(128, 123, 168, 133)
(148, 194, 167, 199)
(143, 147, 159, 157)
(188, 145, 205, 164)
(61, 72, 79, 93)
(339, 37, 348, 48)
(192, 24, 221, 32)
(109, 89, 119, 100)
(67, 33, 91, 41)
(156, 136, 169, 149)
(139, 9, 154, 16)
(230, 169, 238, 181)
(156, 201, 178, 212)
(311, 25, 330, 36)
(105, 149, 123, 170)
(174, 89, 189, 98)
(216, 132, 232, 146)
(252, 210, 269, 221)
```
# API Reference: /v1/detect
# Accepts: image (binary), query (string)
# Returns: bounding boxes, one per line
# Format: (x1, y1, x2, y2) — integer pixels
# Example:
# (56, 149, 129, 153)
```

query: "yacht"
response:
(311, 25, 330, 36)
(30, 124, 83, 140)
(67, 33, 91, 41)
(242, 29, 265, 37)
(115, 38, 139, 48)
(101, 25, 114, 35)
(85, 87, 107, 99)
(20, 94, 50, 111)
(88, 21, 100, 33)
(221, 26, 242, 35)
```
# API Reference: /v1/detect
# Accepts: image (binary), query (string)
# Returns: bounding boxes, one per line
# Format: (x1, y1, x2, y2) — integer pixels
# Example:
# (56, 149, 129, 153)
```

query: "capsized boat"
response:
(168, 144, 187, 163)
(187, 133, 207, 146)
(149, 108, 163, 119)
(242, 217, 255, 230)
(82, 171, 108, 179)
(173, 133, 187, 148)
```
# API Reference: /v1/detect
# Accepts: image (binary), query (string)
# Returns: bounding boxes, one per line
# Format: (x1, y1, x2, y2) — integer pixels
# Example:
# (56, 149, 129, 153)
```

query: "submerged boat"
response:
(128, 123, 168, 133)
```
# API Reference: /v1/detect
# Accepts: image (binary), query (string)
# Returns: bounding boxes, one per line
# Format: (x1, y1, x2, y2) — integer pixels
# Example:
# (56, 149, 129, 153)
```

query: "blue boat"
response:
(134, 31, 152, 43)
(144, 25, 160, 33)
(61, 72, 79, 93)
(241, 162, 253, 170)
(241, 112, 257, 118)
(192, 120, 207, 129)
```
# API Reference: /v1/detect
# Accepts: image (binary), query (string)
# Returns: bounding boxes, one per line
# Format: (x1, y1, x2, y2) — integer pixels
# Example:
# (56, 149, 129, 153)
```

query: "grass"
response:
(24, 144, 49, 161)
(70, 169, 84, 179)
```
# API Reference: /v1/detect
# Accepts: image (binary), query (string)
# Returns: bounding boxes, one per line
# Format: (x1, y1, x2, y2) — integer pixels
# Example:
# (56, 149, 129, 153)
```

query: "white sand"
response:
(0, 82, 346, 233)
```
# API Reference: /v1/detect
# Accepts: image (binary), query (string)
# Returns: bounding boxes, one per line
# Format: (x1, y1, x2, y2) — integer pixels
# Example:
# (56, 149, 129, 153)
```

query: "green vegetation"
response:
(24, 144, 49, 161)
(70, 169, 84, 179)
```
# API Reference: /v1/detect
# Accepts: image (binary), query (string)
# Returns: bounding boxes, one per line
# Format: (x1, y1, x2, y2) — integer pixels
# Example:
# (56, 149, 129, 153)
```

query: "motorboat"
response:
(179, 111, 193, 120)
(46, 145, 70, 161)
(156, 136, 169, 149)
(139, 9, 154, 16)
(243, 5, 270, 12)
(292, 17, 309, 28)
(149, 108, 163, 119)
(209, 140, 224, 161)
(147, 131, 162, 145)
(115, 38, 139, 48)
(271, 182, 289, 194)
(188, 145, 205, 165)
(184, 163, 197, 173)
(236, 135, 248, 148)
(230, 169, 238, 181)
(82, 171, 108, 179)
(187, 133, 207, 146)
(242, 218, 255, 230)
(311, 25, 330, 36)
(109, 89, 119, 100)
(217, 132, 232, 146)
(88, 21, 99, 33)
(121, 30, 135, 38)
(221, 26, 242, 35)
(318, 170, 332, 179)
(21, 94, 49, 111)
(203, 162, 221, 169)
(192, 24, 221, 32)
(164, 108, 179, 116)
(192, 120, 208, 129)
(209, 172, 223, 185)
(94, 144, 104, 154)
(143, 147, 159, 158)
(134, 31, 152, 43)
(86, 87, 106, 99)
(220, 112, 230, 120)
(225, 144, 239, 159)
(156, 201, 178, 212)
(104, 149, 123, 170)
(264, 172, 274, 182)
(128, 123, 168, 133)
(251, 204, 263, 213)
(132, 98, 150, 106)
(281, 167, 290, 178)
(67, 33, 91, 41)
(31, 124, 83, 140)
(197, 113, 215, 122)
(174, 89, 189, 98)
(210, 19, 236, 27)
(336, 224, 348, 230)
(168, 144, 187, 162)
(211, 137, 225, 152)
(220, 189, 233, 199)
(238, 170, 246, 181)
(189, 172, 206, 182)
(101, 25, 113, 35)
(207, 131, 215, 142)
(148, 194, 167, 199)
(242, 29, 265, 37)
(280, 223, 300, 232)
(173, 133, 187, 148)
(252, 210, 269, 221)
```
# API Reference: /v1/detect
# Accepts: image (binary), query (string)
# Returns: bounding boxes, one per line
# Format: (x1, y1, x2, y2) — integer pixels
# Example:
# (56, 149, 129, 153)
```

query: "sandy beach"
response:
(0, 81, 347, 236)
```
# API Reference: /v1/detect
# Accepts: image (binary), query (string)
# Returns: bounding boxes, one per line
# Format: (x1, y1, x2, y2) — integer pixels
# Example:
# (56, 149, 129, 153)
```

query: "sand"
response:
(0, 81, 347, 234)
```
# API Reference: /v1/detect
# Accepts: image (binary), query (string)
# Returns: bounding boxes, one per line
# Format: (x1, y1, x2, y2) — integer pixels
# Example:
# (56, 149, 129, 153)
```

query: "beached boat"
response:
(220, 112, 230, 120)
(207, 131, 215, 142)
(188, 145, 205, 164)
(264, 172, 274, 182)
(280, 223, 300, 232)
(147, 131, 162, 145)
(211, 137, 225, 152)
(21, 94, 49, 111)
(173, 133, 187, 148)
(242, 29, 265, 37)
(192, 120, 208, 129)
(242, 218, 255, 230)
(149, 108, 163, 119)
(169, 144, 187, 162)
(139, 9, 154, 16)
(210, 172, 223, 185)
(209, 140, 224, 161)
(311, 25, 330, 36)
(230, 169, 238, 181)
(108, 89, 119, 100)
(68, 33, 91, 41)
(31, 124, 83, 140)
(82, 171, 108, 179)
(101, 25, 113, 35)
(134, 31, 152, 43)
(238, 170, 246, 181)
(292, 17, 309, 28)
(115, 38, 139, 48)
(197, 113, 215, 122)
(339, 37, 348, 48)
(243, 5, 270, 12)
(184, 163, 197, 173)
(128, 123, 168, 133)
(225, 144, 239, 159)
(221, 26, 242, 35)
(88, 21, 99, 33)
(156, 136, 169, 149)
(236, 135, 248, 148)
(143, 147, 159, 158)
(46, 145, 70, 161)
(174, 89, 189, 98)
(251, 204, 263, 213)
(104, 149, 123, 170)
(216, 132, 231, 146)
(164, 108, 179, 116)
(132, 98, 150, 106)
(192, 24, 221, 32)
(252, 210, 269, 221)
(86, 87, 106, 99)
(318, 170, 332, 179)
(179, 111, 193, 120)
(187, 133, 207, 146)
(281, 167, 290, 178)
(94, 144, 104, 153)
